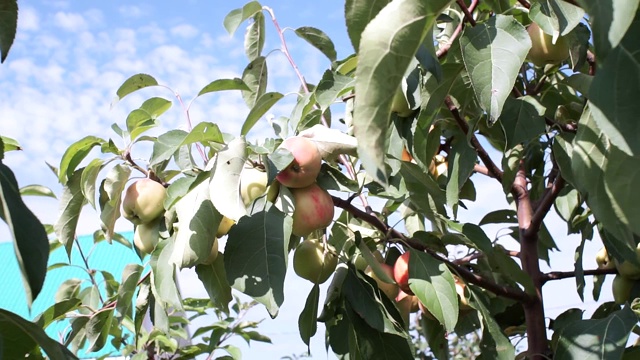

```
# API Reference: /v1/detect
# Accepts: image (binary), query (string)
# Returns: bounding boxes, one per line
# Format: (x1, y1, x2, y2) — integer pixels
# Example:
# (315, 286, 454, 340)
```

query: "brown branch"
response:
(445, 96, 504, 182)
(331, 195, 535, 304)
(545, 117, 578, 133)
(436, 0, 479, 58)
(526, 176, 566, 238)
(456, 0, 476, 26)
(473, 164, 494, 178)
(541, 267, 618, 284)
(517, 0, 531, 9)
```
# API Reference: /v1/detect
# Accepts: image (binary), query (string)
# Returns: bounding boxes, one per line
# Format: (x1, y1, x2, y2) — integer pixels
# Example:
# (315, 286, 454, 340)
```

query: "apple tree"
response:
(2, 0, 640, 359)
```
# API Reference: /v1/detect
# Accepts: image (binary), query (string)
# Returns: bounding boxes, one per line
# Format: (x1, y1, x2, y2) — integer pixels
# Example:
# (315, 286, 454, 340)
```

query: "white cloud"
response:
(118, 5, 145, 19)
(18, 7, 40, 31)
(53, 11, 88, 32)
(170, 24, 199, 39)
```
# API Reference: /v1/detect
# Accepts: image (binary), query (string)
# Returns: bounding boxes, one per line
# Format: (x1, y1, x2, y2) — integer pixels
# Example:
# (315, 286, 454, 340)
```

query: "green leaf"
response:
(589, 15, 640, 157)
(55, 279, 82, 302)
(1, 135, 20, 152)
(344, 0, 390, 51)
(150, 238, 183, 311)
(577, 0, 639, 61)
(19, 184, 56, 198)
(529, 0, 585, 36)
(85, 309, 114, 352)
(80, 158, 104, 209)
(224, 205, 291, 318)
(314, 70, 355, 111)
(115, 264, 143, 322)
(241, 56, 268, 108)
(555, 306, 638, 360)
(241, 92, 284, 136)
(126, 97, 171, 140)
(467, 286, 515, 360)
(298, 283, 320, 348)
(34, 298, 82, 329)
(115, 73, 159, 101)
(172, 180, 221, 267)
(197, 78, 250, 97)
(0, 308, 78, 359)
(0, 0, 17, 63)
(208, 137, 247, 221)
(149, 122, 223, 166)
(479, 209, 517, 225)
(400, 161, 446, 215)
(244, 11, 265, 61)
(446, 132, 477, 217)
(0, 163, 49, 306)
(499, 96, 546, 148)
(353, 0, 452, 185)
(98, 164, 131, 241)
(294, 26, 337, 62)
(407, 249, 458, 332)
(58, 136, 105, 185)
(223, 1, 263, 35)
(196, 253, 233, 313)
(460, 15, 531, 124)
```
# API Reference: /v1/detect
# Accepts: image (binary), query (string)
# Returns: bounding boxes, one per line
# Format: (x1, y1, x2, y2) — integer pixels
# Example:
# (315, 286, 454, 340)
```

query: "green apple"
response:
(276, 137, 322, 189)
(123, 178, 167, 225)
(365, 263, 399, 300)
(612, 274, 637, 305)
(293, 239, 338, 284)
(391, 86, 413, 117)
(240, 167, 268, 205)
(291, 183, 334, 237)
(201, 238, 219, 265)
(216, 216, 235, 238)
(527, 22, 569, 67)
(595, 247, 615, 270)
(354, 249, 383, 271)
(614, 243, 640, 280)
(428, 155, 448, 179)
(134, 218, 161, 254)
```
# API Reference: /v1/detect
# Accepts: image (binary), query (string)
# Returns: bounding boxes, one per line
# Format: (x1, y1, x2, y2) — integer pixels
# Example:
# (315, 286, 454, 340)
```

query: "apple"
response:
(394, 252, 414, 295)
(455, 276, 471, 310)
(401, 146, 414, 163)
(612, 274, 637, 305)
(365, 263, 399, 300)
(123, 178, 167, 225)
(354, 249, 383, 271)
(428, 155, 448, 179)
(293, 239, 338, 284)
(396, 290, 420, 313)
(614, 242, 640, 279)
(595, 247, 615, 270)
(201, 238, 219, 265)
(527, 22, 569, 67)
(133, 219, 161, 254)
(275, 137, 322, 189)
(291, 183, 335, 237)
(216, 216, 235, 237)
(391, 85, 413, 117)
(240, 166, 268, 205)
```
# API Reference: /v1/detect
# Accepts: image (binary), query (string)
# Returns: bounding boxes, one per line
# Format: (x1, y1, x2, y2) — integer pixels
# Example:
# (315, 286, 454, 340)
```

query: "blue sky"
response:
(0, 0, 614, 359)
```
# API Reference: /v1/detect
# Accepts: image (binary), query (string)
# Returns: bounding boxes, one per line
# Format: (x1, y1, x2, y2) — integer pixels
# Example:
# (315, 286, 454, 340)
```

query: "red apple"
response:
(276, 137, 322, 188)
(394, 252, 413, 295)
(365, 263, 399, 300)
(291, 183, 334, 237)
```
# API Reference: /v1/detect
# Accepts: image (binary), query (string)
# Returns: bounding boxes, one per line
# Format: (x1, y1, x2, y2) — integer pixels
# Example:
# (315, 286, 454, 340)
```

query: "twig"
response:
(74, 237, 105, 305)
(456, 0, 477, 26)
(517, 0, 531, 9)
(436, 0, 480, 58)
(444, 96, 504, 182)
(541, 267, 618, 284)
(331, 195, 535, 303)
(526, 176, 565, 238)
(473, 164, 494, 178)
(545, 117, 578, 133)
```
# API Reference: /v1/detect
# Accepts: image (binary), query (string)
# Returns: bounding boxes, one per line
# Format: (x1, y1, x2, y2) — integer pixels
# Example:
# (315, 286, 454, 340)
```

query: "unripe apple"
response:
(133, 219, 161, 254)
(293, 239, 338, 284)
(354, 249, 383, 271)
(365, 263, 399, 300)
(527, 22, 569, 67)
(216, 216, 235, 237)
(201, 238, 219, 265)
(394, 252, 414, 295)
(612, 274, 637, 305)
(240, 167, 268, 205)
(123, 178, 167, 225)
(391, 86, 413, 117)
(428, 155, 448, 179)
(291, 183, 334, 237)
(275, 137, 322, 189)
(614, 243, 640, 280)
(595, 247, 615, 270)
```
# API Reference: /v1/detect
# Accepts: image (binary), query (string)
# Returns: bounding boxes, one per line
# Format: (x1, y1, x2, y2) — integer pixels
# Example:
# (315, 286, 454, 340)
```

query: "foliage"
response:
(1, 0, 640, 359)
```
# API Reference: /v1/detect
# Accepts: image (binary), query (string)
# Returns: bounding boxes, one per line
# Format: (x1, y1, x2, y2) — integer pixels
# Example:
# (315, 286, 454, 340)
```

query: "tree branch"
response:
(527, 176, 566, 238)
(541, 267, 618, 284)
(445, 96, 504, 182)
(331, 195, 535, 304)
(456, 0, 476, 26)
(436, 0, 479, 58)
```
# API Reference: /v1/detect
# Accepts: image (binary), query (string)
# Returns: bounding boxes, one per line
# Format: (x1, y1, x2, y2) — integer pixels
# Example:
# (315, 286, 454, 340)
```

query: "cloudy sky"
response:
(0, 0, 612, 358)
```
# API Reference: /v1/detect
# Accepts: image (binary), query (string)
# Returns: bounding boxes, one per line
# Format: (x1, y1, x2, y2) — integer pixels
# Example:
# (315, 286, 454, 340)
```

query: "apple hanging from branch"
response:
(526, 22, 569, 67)
(123, 178, 167, 225)
(293, 238, 338, 284)
(276, 136, 322, 189)
(290, 183, 334, 237)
